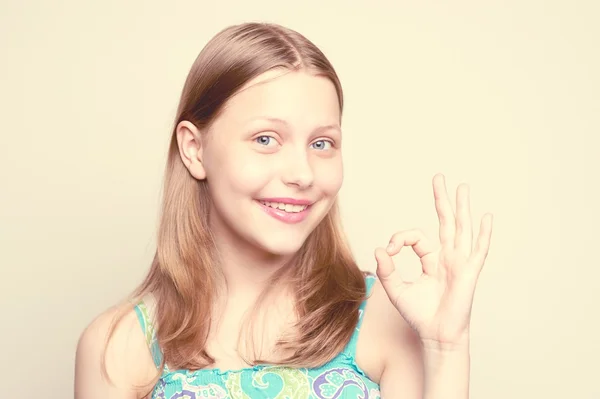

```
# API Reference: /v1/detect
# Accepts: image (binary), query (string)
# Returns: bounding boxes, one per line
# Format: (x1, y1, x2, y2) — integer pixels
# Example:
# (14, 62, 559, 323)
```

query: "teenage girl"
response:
(74, 22, 493, 399)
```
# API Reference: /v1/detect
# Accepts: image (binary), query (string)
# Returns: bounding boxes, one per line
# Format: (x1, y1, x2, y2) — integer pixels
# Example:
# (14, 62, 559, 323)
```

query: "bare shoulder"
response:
(355, 276, 424, 395)
(74, 301, 157, 399)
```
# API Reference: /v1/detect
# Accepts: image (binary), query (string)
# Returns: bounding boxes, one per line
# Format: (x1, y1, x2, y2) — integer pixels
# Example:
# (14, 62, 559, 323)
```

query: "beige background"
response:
(1, 0, 599, 397)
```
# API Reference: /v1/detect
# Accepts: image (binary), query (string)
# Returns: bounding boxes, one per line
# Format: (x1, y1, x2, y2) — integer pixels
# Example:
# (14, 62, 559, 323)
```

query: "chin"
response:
(261, 239, 305, 257)
(254, 230, 310, 258)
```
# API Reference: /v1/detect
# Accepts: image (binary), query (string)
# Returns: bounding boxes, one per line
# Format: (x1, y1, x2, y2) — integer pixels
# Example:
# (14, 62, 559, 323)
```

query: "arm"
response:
(372, 279, 424, 399)
(376, 281, 471, 399)
(375, 174, 493, 399)
(74, 305, 156, 399)
(420, 340, 470, 399)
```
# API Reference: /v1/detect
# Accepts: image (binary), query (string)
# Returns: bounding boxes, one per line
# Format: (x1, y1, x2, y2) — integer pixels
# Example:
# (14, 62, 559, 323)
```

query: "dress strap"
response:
(342, 274, 377, 358)
(133, 296, 166, 370)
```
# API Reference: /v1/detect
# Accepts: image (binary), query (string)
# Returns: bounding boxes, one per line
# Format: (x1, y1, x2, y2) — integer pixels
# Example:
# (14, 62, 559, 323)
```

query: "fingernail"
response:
(386, 242, 394, 251)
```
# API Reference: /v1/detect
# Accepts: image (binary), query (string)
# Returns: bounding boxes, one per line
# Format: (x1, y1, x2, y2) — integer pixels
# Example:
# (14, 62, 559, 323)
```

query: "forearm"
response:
(421, 339, 471, 399)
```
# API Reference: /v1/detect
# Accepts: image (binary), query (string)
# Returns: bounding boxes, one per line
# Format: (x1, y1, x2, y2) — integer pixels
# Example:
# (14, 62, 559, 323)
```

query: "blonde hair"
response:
(103, 21, 368, 386)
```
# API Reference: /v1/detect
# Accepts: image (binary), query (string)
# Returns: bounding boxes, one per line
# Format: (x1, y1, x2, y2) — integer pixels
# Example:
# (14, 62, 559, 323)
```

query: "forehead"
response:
(216, 69, 341, 128)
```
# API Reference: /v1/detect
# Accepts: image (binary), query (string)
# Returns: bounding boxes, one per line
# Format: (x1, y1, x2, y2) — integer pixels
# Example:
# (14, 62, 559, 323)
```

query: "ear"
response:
(176, 120, 207, 180)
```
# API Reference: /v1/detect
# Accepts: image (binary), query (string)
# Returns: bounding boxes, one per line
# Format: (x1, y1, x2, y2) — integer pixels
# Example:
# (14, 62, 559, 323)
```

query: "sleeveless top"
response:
(133, 275, 380, 399)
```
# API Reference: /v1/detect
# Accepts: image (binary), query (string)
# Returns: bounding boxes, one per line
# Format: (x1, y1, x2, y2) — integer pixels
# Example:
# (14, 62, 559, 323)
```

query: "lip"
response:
(256, 200, 312, 224)
(258, 197, 314, 206)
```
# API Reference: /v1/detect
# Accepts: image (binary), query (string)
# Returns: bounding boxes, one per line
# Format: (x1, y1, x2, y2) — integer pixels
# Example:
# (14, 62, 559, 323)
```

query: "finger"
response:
(386, 229, 435, 259)
(386, 229, 438, 276)
(454, 183, 473, 256)
(375, 247, 409, 295)
(471, 213, 493, 270)
(433, 174, 455, 250)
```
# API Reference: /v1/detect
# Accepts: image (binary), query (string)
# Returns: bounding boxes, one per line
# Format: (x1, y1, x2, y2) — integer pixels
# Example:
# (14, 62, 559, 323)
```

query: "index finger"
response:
(433, 173, 456, 250)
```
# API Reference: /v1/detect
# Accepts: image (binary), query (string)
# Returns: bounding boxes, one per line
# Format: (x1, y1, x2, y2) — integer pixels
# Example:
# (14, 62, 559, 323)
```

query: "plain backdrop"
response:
(1, 0, 599, 397)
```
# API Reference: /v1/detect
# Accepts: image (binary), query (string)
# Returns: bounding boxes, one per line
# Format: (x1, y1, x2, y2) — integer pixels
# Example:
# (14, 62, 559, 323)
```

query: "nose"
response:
(282, 149, 314, 189)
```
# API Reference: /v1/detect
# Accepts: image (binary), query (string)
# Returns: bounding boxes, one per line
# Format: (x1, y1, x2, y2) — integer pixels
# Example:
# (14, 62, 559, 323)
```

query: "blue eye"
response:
(255, 135, 276, 146)
(311, 140, 333, 150)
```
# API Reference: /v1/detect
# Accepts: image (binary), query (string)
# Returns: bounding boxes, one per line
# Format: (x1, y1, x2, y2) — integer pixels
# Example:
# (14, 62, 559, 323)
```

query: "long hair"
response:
(103, 21, 368, 385)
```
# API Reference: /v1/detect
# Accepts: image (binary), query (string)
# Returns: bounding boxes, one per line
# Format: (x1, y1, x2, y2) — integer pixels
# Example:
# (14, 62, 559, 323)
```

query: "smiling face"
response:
(179, 69, 343, 259)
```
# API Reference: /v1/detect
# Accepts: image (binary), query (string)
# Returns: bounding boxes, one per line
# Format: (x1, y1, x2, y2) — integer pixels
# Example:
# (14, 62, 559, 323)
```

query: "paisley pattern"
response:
(251, 367, 311, 398)
(312, 368, 367, 399)
(134, 276, 380, 399)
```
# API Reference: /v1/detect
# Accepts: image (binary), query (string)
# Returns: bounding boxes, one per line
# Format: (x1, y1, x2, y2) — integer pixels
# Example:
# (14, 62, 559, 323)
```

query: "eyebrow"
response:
(248, 116, 341, 135)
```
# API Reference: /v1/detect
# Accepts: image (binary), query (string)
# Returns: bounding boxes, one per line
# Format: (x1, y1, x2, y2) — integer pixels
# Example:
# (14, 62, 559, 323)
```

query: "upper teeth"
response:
(260, 201, 308, 213)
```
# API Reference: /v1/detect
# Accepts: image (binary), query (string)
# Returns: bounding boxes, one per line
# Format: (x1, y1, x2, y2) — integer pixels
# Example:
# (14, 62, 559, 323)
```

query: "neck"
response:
(209, 217, 295, 297)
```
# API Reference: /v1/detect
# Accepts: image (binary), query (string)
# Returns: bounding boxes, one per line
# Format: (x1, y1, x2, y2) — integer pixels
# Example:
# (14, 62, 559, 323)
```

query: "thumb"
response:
(374, 247, 408, 296)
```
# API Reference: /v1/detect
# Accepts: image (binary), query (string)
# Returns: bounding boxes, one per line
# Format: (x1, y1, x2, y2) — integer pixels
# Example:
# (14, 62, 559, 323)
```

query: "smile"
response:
(259, 201, 308, 213)
(255, 198, 313, 224)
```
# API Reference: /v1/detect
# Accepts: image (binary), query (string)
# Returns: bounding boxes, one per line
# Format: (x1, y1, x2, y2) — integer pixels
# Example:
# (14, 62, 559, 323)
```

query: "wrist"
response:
(420, 332, 471, 354)
(421, 341, 471, 399)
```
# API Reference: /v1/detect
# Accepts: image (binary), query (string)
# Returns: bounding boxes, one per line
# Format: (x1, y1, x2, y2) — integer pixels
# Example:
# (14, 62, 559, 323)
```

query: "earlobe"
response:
(176, 120, 207, 180)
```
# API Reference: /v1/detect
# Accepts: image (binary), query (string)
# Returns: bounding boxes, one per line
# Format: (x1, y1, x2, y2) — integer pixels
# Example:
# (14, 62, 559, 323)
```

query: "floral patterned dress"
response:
(133, 275, 380, 399)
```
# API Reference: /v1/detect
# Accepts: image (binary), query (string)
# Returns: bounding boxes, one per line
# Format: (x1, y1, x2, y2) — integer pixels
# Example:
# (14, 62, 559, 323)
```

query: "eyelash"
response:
(255, 135, 277, 147)
(254, 135, 335, 150)
(311, 139, 334, 150)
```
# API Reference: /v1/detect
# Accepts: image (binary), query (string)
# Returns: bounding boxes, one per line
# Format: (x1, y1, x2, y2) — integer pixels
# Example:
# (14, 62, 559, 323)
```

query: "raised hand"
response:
(375, 173, 493, 347)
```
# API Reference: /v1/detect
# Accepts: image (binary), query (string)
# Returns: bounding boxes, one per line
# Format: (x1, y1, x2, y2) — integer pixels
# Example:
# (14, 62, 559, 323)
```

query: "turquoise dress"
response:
(134, 275, 380, 398)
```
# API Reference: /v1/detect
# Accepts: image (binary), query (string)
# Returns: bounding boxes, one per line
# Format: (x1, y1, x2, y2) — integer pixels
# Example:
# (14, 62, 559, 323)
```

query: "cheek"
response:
(315, 157, 343, 196)
(217, 154, 275, 197)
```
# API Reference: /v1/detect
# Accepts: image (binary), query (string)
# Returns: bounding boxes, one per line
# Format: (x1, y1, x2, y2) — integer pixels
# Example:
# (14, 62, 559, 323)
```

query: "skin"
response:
(74, 68, 493, 399)
(177, 68, 345, 363)
(177, 68, 344, 292)
(375, 177, 493, 398)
